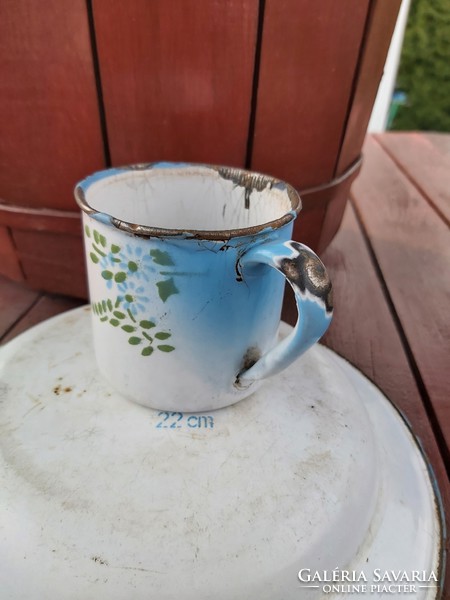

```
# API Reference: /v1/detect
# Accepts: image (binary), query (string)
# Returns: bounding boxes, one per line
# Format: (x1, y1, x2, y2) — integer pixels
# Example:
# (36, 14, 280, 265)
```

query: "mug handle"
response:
(236, 241, 333, 387)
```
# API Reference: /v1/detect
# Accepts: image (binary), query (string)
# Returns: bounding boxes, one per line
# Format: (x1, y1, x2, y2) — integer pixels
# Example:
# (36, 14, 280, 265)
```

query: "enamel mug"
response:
(75, 163, 333, 411)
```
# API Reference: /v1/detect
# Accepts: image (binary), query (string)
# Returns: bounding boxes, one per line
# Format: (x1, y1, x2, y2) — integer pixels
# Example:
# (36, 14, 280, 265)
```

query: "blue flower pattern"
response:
(100, 252, 123, 289)
(120, 244, 156, 282)
(87, 225, 177, 356)
(118, 281, 151, 315)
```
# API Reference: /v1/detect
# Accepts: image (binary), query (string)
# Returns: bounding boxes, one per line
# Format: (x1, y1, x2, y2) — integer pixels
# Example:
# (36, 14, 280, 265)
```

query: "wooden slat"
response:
(351, 136, 450, 455)
(336, 0, 401, 175)
(0, 226, 23, 281)
(2, 294, 84, 344)
(251, 0, 370, 188)
(292, 156, 360, 251)
(321, 204, 450, 589)
(322, 204, 436, 439)
(293, 206, 327, 254)
(11, 230, 88, 298)
(317, 158, 362, 251)
(93, 0, 258, 166)
(376, 132, 450, 225)
(422, 132, 450, 158)
(0, 203, 82, 235)
(0, 275, 39, 340)
(0, 0, 105, 210)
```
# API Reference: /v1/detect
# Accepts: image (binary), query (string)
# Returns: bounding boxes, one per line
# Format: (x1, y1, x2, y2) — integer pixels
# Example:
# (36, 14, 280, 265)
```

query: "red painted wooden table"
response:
(1, 132, 449, 596)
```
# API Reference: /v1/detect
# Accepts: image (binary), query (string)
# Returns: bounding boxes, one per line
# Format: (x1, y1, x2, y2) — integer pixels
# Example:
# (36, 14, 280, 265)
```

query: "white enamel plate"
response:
(0, 308, 444, 599)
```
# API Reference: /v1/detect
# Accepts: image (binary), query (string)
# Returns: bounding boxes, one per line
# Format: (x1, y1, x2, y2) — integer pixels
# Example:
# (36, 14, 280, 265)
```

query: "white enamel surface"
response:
(81, 214, 291, 412)
(79, 166, 328, 413)
(0, 310, 442, 600)
(86, 167, 293, 231)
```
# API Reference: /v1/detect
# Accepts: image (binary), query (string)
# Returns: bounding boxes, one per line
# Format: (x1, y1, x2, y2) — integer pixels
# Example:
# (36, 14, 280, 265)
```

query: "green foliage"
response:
(88, 229, 177, 356)
(392, 0, 450, 131)
(156, 278, 179, 302)
(114, 272, 127, 283)
(155, 332, 171, 340)
(150, 249, 175, 266)
(140, 320, 156, 329)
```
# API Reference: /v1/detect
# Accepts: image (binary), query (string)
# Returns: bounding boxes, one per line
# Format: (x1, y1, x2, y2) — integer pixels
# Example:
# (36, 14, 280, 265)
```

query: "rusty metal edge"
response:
(74, 162, 301, 241)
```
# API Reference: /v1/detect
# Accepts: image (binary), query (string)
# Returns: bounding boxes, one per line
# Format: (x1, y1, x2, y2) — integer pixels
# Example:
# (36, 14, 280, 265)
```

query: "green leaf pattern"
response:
(86, 224, 177, 357)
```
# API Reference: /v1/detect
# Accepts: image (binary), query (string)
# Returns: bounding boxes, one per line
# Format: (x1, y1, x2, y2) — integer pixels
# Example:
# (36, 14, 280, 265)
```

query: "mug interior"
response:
(75, 164, 299, 236)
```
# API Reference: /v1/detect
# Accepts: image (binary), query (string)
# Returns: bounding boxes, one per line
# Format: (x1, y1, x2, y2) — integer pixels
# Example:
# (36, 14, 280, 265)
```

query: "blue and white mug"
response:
(75, 163, 333, 412)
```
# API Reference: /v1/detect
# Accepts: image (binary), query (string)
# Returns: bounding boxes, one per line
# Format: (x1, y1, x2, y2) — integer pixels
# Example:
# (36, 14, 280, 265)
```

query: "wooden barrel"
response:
(0, 0, 400, 298)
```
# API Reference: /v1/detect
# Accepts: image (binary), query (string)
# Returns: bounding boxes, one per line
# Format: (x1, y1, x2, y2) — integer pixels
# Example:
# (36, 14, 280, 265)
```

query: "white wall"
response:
(368, 0, 411, 132)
